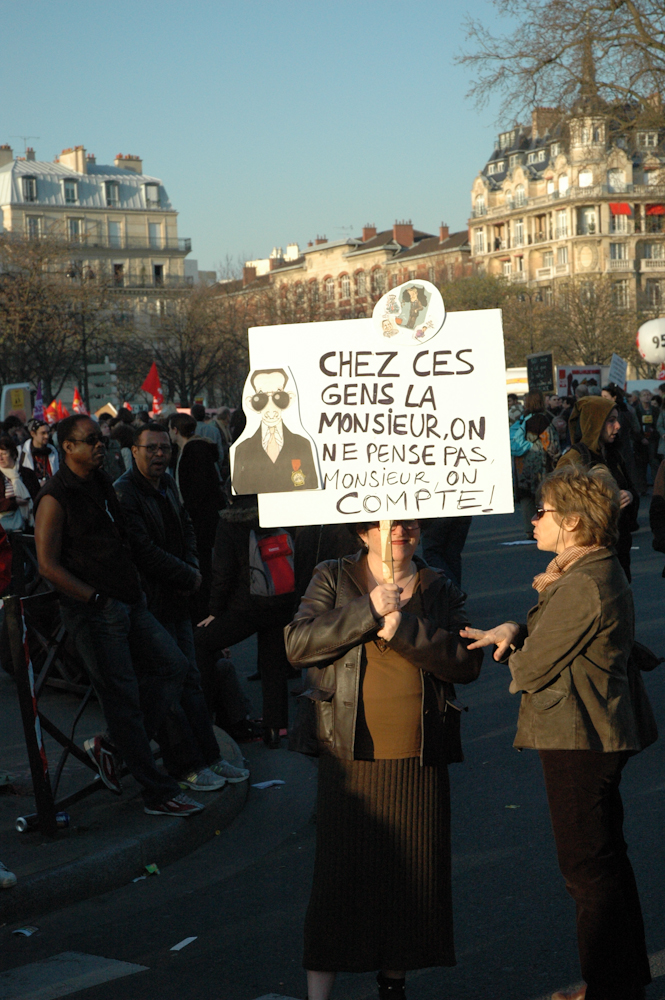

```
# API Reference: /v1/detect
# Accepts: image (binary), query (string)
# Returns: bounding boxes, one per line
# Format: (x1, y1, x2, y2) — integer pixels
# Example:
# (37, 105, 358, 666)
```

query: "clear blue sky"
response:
(2, 0, 507, 274)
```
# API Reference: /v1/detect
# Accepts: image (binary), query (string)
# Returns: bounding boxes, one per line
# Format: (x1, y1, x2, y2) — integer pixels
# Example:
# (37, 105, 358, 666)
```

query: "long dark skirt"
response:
(303, 754, 455, 973)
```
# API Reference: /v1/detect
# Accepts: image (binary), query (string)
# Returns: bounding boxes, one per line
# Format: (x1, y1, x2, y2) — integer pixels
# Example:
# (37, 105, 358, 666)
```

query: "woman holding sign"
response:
(285, 519, 482, 1000)
(460, 467, 651, 1000)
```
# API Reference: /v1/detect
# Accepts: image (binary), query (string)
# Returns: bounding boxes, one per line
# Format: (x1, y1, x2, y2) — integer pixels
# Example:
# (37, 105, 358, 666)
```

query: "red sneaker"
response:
(144, 793, 204, 817)
(84, 736, 122, 795)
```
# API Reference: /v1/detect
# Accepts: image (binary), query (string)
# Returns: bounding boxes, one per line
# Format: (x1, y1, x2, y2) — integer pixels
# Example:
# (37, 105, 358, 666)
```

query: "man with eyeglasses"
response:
(114, 423, 249, 789)
(34, 414, 204, 817)
(231, 368, 319, 495)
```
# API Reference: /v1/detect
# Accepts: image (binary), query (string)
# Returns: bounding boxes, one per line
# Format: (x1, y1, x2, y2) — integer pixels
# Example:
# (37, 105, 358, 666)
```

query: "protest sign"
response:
(526, 352, 554, 393)
(608, 354, 628, 389)
(230, 281, 514, 528)
(557, 366, 601, 396)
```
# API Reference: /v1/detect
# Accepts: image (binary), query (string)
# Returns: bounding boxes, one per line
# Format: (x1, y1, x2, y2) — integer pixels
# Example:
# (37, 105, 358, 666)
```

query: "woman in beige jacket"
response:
(461, 466, 650, 1000)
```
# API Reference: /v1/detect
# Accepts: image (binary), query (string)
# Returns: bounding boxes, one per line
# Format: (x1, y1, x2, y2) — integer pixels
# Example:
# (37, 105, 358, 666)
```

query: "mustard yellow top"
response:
(361, 638, 423, 759)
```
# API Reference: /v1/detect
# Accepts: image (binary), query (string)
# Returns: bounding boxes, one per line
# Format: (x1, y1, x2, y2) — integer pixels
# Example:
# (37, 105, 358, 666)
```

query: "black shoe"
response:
(262, 727, 281, 749)
(227, 719, 263, 742)
(247, 671, 261, 682)
(377, 972, 406, 1000)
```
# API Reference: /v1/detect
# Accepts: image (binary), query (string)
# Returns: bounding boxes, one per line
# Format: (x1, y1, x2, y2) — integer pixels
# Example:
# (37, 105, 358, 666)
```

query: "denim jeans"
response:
(60, 595, 187, 807)
(158, 617, 220, 775)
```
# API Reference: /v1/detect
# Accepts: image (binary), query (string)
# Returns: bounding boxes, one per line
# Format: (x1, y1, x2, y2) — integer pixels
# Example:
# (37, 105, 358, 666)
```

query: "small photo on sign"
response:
(372, 280, 445, 345)
(230, 366, 321, 496)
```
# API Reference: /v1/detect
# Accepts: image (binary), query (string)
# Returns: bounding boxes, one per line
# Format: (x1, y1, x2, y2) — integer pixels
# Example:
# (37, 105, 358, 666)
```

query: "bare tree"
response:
(459, 1, 665, 126)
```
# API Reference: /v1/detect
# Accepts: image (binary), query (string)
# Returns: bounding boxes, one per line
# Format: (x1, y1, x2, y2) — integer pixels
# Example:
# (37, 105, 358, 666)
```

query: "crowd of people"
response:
(0, 384, 661, 1000)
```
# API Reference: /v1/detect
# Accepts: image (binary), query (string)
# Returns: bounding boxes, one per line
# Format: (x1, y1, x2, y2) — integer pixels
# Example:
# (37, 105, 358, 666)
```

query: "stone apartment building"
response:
(469, 106, 665, 310)
(234, 221, 472, 321)
(0, 143, 192, 326)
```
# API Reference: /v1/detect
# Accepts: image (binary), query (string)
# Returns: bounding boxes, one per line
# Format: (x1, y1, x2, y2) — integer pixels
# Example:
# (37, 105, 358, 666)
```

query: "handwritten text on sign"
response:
(252, 309, 513, 527)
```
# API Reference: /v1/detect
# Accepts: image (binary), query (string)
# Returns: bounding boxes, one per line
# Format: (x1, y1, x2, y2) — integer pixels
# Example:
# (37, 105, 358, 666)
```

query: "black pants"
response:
(539, 750, 650, 1000)
(194, 596, 292, 730)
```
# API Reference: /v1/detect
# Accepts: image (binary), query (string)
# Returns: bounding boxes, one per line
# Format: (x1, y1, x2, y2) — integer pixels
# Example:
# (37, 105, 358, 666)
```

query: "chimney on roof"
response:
(0, 145, 13, 168)
(87, 153, 96, 165)
(114, 153, 143, 175)
(439, 223, 449, 243)
(362, 224, 377, 242)
(243, 266, 257, 287)
(269, 256, 282, 271)
(59, 146, 87, 174)
(315, 235, 328, 245)
(307, 241, 313, 247)
(26, 147, 35, 162)
(531, 107, 560, 139)
(393, 219, 414, 247)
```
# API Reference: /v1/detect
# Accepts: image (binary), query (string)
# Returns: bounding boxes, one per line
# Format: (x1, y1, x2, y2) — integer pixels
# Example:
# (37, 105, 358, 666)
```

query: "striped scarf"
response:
(532, 545, 600, 593)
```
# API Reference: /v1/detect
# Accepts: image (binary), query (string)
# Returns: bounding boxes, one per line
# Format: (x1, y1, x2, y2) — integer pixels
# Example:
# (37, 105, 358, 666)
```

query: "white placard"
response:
(557, 365, 602, 396)
(232, 302, 513, 528)
(608, 353, 628, 388)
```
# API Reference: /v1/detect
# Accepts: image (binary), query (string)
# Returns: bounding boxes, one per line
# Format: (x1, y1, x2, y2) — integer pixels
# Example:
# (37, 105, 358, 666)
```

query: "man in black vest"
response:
(34, 414, 203, 817)
(231, 368, 318, 495)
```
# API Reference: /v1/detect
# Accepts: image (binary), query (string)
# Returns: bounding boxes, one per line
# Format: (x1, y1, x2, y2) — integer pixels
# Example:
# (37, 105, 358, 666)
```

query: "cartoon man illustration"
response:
(231, 368, 319, 495)
(401, 284, 429, 330)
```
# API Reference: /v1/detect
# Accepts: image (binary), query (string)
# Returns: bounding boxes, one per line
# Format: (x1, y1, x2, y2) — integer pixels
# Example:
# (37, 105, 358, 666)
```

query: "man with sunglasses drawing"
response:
(231, 368, 319, 495)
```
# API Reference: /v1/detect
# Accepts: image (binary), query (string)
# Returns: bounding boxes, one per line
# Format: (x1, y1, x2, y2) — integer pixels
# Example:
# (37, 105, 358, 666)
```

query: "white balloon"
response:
(637, 317, 665, 363)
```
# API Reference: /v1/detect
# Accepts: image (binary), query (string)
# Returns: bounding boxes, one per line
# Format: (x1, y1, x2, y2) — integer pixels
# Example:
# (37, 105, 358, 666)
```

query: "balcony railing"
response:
(510, 272, 527, 283)
(641, 258, 665, 271)
(607, 258, 634, 271)
(555, 263, 570, 275)
(113, 274, 195, 290)
(536, 266, 554, 280)
(66, 235, 191, 252)
(468, 183, 665, 222)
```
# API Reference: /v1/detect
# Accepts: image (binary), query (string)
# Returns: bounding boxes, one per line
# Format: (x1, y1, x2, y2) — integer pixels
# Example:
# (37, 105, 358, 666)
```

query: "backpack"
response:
(509, 416, 532, 457)
(249, 529, 295, 596)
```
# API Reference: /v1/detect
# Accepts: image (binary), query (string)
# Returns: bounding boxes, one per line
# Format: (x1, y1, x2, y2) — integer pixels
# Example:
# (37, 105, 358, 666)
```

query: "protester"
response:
(511, 390, 560, 538)
(420, 516, 472, 587)
(0, 436, 40, 533)
(114, 422, 249, 788)
(284, 519, 482, 1000)
(109, 422, 134, 472)
(19, 419, 59, 486)
(461, 466, 651, 1000)
(191, 403, 224, 466)
(195, 492, 295, 748)
(557, 396, 638, 580)
(507, 393, 523, 425)
(601, 383, 641, 487)
(649, 458, 665, 559)
(634, 389, 660, 491)
(168, 412, 223, 619)
(2, 415, 29, 447)
(34, 414, 203, 817)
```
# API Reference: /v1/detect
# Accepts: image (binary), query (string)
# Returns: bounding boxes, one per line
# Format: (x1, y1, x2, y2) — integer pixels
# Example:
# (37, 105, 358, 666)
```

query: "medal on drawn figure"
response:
(291, 459, 305, 487)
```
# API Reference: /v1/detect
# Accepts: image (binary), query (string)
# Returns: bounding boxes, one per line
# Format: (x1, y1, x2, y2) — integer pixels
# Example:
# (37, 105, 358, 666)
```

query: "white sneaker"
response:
(179, 767, 226, 792)
(208, 759, 249, 783)
(0, 862, 17, 888)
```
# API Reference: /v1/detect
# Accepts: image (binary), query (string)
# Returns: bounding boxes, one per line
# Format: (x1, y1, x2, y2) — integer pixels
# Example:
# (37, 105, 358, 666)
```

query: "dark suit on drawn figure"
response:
(232, 424, 318, 495)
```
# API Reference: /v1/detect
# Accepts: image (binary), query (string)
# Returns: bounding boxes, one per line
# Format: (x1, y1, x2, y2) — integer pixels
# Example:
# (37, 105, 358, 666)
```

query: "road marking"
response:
(0, 951, 148, 999)
(170, 936, 197, 951)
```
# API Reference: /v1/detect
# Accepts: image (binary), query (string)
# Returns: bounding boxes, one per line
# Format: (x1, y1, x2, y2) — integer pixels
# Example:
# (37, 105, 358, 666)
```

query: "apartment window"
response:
(578, 170, 593, 188)
(499, 131, 514, 150)
(637, 132, 658, 149)
(428, 265, 435, 282)
(543, 286, 553, 305)
(607, 169, 626, 193)
(610, 213, 628, 234)
(153, 264, 164, 287)
(63, 179, 78, 204)
(340, 274, 351, 299)
(527, 152, 536, 164)
(547, 180, 555, 195)
(543, 251, 554, 268)
(644, 243, 665, 259)
(67, 218, 82, 241)
(551, 143, 561, 157)
(113, 263, 124, 287)
(105, 181, 119, 207)
(514, 218, 525, 246)
(372, 270, 385, 294)
(502, 260, 512, 276)
(22, 177, 37, 202)
(538, 149, 546, 162)
(487, 163, 496, 175)
(515, 184, 526, 207)
(646, 279, 662, 306)
(613, 280, 629, 308)
(310, 280, 319, 304)
(26, 216, 41, 239)
(509, 154, 520, 168)
(108, 221, 122, 248)
(557, 245, 569, 265)
(505, 191, 513, 210)
(148, 222, 162, 249)
(578, 207, 596, 234)
(145, 183, 160, 207)
(475, 194, 486, 215)
(645, 170, 659, 186)
(473, 228, 485, 254)
(580, 127, 591, 145)
(325, 277, 335, 301)
(558, 175, 569, 195)
(610, 242, 627, 260)
(496, 160, 505, 172)
(556, 209, 568, 238)
(356, 271, 366, 295)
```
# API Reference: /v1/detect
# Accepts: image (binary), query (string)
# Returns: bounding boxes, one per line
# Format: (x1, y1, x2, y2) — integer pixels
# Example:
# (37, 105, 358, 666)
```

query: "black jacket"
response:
(114, 465, 199, 621)
(284, 551, 482, 764)
(175, 437, 222, 547)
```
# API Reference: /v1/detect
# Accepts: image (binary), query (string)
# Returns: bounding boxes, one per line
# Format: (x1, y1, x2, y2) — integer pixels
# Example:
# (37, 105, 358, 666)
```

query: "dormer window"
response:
(637, 131, 658, 149)
(499, 130, 516, 150)
(488, 163, 496, 175)
(551, 143, 562, 158)
(64, 179, 77, 204)
(105, 181, 119, 207)
(509, 154, 520, 168)
(527, 152, 537, 164)
(538, 150, 546, 162)
(145, 183, 160, 207)
(22, 177, 37, 202)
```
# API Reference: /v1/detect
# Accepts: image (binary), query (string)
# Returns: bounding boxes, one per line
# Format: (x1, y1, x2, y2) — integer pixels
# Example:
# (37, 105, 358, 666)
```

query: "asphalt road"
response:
(1, 501, 664, 1000)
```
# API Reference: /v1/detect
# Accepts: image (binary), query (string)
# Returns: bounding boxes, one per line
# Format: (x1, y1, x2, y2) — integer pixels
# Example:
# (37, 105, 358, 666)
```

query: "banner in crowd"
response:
(557, 366, 602, 396)
(230, 281, 514, 528)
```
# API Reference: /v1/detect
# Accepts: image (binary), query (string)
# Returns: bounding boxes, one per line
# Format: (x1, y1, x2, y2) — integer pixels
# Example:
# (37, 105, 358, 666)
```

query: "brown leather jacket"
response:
(284, 551, 482, 763)
(508, 548, 639, 751)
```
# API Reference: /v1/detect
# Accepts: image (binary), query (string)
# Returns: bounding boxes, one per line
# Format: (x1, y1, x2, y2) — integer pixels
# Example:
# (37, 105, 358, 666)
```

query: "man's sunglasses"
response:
(250, 390, 289, 412)
(135, 444, 173, 455)
(68, 433, 104, 446)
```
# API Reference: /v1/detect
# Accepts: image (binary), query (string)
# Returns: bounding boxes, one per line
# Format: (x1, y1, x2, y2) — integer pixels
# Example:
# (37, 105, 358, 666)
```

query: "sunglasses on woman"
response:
(532, 507, 557, 520)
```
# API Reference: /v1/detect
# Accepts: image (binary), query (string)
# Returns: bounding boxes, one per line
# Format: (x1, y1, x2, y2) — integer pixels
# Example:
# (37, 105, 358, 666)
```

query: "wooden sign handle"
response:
(379, 520, 394, 583)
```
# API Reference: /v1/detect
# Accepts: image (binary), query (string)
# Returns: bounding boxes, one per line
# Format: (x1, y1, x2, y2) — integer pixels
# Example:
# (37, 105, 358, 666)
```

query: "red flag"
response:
(141, 362, 162, 397)
(72, 387, 87, 414)
(56, 400, 70, 420)
(44, 400, 58, 425)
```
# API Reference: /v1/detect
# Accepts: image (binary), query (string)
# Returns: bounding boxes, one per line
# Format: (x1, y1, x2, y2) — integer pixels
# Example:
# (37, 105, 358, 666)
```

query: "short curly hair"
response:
(536, 465, 620, 547)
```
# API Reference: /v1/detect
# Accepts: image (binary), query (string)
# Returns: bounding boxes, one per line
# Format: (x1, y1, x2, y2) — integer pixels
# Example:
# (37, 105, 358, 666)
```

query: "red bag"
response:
(251, 531, 295, 596)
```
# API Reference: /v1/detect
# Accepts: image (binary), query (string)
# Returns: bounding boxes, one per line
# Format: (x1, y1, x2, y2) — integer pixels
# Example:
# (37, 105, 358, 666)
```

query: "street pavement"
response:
(1, 499, 664, 1000)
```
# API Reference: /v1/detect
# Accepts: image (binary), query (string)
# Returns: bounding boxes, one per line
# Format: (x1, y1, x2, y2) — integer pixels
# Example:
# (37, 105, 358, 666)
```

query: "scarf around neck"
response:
(532, 544, 600, 593)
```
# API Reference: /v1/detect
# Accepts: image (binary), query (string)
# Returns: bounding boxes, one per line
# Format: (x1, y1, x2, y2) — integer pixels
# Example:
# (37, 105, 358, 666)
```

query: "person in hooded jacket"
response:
(558, 396, 638, 580)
